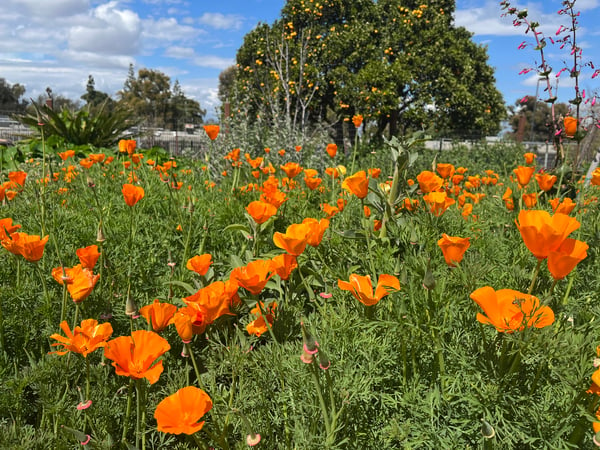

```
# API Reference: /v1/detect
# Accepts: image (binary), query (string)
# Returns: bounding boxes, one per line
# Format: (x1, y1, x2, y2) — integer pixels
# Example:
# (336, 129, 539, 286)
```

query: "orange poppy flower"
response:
(203, 125, 220, 140)
(76, 245, 100, 270)
(104, 330, 171, 384)
(535, 173, 557, 192)
(273, 222, 312, 256)
(119, 139, 137, 155)
(402, 198, 419, 211)
(435, 163, 455, 179)
(49, 319, 113, 357)
(304, 176, 322, 191)
(280, 162, 303, 179)
(8, 171, 27, 187)
(155, 386, 213, 435)
(325, 167, 340, 179)
(423, 191, 456, 216)
(269, 254, 298, 280)
(502, 187, 514, 211)
(230, 259, 273, 295)
(246, 302, 277, 336)
(1, 232, 49, 262)
(246, 200, 277, 225)
(89, 153, 106, 163)
(58, 150, 75, 160)
(183, 279, 239, 326)
(591, 167, 600, 186)
(321, 203, 340, 219)
(523, 152, 537, 165)
(513, 166, 535, 188)
(563, 116, 577, 138)
(295, 145, 302, 152)
(170, 310, 194, 342)
(515, 210, 580, 260)
(352, 114, 363, 128)
(0, 218, 21, 240)
(122, 183, 145, 207)
(338, 273, 400, 306)
(416, 170, 443, 193)
(326, 143, 337, 158)
(522, 192, 538, 209)
(186, 254, 213, 276)
(368, 168, 381, 179)
(303, 217, 330, 247)
(549, 197, 576, 215)
(342, 170, 369, 199)
(139, 299, 177, 332)
(54, 264, 99, 303)
(470, 286, 554, 333)
(437, 234, 470, 267)
(547, 238, 588, 280)
(245, 154, 263, 169)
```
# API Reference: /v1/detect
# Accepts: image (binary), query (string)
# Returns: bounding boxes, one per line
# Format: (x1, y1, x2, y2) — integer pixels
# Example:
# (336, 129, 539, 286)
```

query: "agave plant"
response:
(17, 100, 137, 148)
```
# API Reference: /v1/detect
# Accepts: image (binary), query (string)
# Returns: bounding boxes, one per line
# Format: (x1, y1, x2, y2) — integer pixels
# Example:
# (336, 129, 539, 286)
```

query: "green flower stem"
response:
(136, 379, 147, 450)
(121, 379, 134, 445)
(561, 273, 576, 306)
(309, 361, 332, 440)
(360, 199, 377, 281)
(527, 258, 543, 295)
(185, 342, 208, 392)
(255, 299, 278, 344)
(40, 125, 47, 236)
(35, 261, 50, 310)
(350, 130, 359, 174)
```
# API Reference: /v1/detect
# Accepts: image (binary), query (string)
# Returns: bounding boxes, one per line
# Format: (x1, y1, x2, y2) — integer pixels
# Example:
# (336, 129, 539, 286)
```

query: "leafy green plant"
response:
(17, 100, 137, 148)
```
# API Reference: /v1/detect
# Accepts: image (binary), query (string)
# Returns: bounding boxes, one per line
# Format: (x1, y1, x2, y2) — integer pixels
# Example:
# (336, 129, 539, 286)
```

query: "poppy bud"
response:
(125, 295, 138, 317)
(96, 226, 106, 243)
(246, 433, 261, 446)
(480, 419, 495, 439)
(318, 350, 330, 370)
(422, 265, 436, 290)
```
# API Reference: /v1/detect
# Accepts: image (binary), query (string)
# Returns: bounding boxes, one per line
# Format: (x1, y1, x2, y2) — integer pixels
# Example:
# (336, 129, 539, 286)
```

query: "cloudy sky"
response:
(1, 0, 599, 120)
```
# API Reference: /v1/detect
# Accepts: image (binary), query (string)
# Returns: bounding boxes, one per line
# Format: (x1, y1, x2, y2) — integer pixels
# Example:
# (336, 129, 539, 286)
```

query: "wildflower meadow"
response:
(2, 2, 600, 450)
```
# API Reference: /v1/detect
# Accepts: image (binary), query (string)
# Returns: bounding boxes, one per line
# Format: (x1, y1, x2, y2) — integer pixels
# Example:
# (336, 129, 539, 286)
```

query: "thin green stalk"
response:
(135, 379, 141, 449)
(35, 261, 50, 310)
(185, 342, 207, 392)
(527, 258, 543, 295)
(561, 273, 576, 306)
(121, 380, 134, 445)
(310, 361, 332, 438)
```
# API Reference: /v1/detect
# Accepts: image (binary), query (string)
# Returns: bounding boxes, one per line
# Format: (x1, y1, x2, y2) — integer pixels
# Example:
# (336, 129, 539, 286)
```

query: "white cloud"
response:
(68, 2, 142, 55)
(164, 46, 196, 59)
(198, 12, 244, 30)
(141, 17, 204, 47)
(3, 0, 89, 19)
(191, 55, 234, 70)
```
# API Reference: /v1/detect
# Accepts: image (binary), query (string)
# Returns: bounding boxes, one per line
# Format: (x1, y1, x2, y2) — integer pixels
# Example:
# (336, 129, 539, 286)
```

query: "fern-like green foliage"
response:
(17, 100, 137, 147)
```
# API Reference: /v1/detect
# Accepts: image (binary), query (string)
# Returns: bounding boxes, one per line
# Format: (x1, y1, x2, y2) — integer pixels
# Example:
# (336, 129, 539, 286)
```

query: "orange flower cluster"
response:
(52, 245, 101, 303)
(1, 224, 49, 263)
(516, 210, 588, 280)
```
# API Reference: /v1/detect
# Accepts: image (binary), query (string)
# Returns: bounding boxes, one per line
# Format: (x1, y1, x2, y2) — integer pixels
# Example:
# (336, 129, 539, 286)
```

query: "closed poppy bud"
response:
(564, 116, 577, 138)
(481, 419, 495, 439)
(203, 125, 219, 140)
(326, 143, 337, 158)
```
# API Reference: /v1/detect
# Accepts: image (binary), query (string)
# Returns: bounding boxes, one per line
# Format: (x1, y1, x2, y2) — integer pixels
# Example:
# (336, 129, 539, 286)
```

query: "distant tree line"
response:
(0, 65, 206, 131)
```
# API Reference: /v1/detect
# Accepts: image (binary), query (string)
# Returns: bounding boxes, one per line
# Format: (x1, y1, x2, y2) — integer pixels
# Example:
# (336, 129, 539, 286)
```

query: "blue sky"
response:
(1, 0, 598, 120)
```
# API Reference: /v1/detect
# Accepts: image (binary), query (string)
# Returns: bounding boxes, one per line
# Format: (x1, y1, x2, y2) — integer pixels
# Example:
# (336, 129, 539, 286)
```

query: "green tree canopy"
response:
(507, 95, 569, 142)
(0, 78, 27, 114)
(118, 64, 205, 130)
(227, 0, 505, 140)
